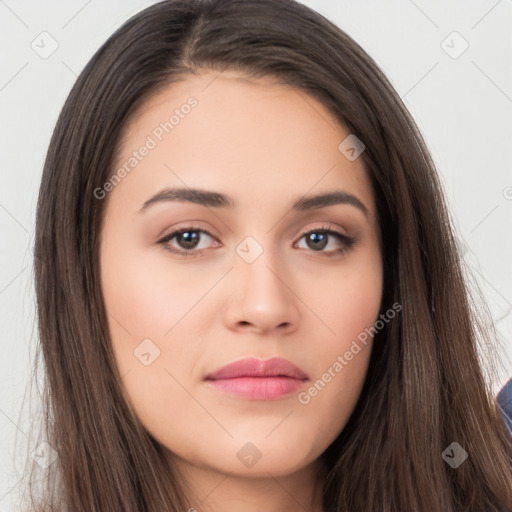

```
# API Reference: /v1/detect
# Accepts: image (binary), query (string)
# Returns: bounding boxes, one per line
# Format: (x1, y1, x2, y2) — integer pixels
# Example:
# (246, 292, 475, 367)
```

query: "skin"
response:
(99, 71, 383, 512)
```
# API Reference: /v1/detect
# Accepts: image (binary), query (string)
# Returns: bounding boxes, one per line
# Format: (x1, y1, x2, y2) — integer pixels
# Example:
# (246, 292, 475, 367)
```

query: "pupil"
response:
(308, 232, 327, 250)
(178, 231, 199, 249)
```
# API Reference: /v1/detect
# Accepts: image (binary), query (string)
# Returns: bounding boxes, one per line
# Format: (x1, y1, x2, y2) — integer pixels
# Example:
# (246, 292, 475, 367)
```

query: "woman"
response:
(29, 0, 512, 510)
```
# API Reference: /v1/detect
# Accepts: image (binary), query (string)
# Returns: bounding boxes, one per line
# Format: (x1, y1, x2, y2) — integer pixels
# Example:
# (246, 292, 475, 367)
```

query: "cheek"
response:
(100, 236, 214, 422)
(99, 242, 205, 435)
(296, 245, 382, 439)
(100, 237, 212, 353)
(309, 239, 383, 347)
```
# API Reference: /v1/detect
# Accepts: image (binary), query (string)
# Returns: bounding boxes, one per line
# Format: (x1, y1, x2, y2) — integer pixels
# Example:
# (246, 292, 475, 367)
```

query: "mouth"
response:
(204, 357, 309, 400)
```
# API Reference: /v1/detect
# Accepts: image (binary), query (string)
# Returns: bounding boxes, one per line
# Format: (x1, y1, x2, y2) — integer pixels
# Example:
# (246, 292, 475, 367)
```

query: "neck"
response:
(168, 453, 326, 512)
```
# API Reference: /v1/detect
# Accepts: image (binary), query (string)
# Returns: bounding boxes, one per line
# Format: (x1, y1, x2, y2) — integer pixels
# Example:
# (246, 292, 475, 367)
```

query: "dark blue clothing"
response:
(497, 378, 512, 435)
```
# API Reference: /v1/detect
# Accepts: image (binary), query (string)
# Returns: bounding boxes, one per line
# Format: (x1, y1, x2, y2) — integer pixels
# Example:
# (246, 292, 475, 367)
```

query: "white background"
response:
(1, 1, 511, 510)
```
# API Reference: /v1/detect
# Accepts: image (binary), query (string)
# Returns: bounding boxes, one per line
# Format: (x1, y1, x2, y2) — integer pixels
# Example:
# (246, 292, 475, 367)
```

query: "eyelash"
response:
(157, 224, 356, 259)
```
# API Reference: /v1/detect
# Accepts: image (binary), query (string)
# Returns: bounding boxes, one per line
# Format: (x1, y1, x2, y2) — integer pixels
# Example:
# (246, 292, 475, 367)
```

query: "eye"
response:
(295, 227, 355, 256)
(157, 226, 219, 257)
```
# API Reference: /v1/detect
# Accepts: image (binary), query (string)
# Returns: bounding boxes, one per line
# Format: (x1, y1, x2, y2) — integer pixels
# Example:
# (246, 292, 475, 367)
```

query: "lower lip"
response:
(205, 377, 306, 400)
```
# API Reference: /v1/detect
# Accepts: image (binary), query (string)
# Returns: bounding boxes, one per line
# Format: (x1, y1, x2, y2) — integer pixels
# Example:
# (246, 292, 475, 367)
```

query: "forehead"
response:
(109, 71, 376, 220)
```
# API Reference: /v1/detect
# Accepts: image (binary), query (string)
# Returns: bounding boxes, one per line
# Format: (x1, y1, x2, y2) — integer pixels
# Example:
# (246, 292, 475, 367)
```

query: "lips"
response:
(205, 357, 309, 381)
(204, 357, 309, 400)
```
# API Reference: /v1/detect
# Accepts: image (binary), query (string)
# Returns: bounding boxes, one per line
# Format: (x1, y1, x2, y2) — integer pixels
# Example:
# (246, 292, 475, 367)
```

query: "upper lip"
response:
(204, 357, 309, 381)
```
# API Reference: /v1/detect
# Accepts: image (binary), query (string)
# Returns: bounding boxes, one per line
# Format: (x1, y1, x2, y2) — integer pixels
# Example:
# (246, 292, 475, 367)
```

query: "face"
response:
(99, 71, 383, 481)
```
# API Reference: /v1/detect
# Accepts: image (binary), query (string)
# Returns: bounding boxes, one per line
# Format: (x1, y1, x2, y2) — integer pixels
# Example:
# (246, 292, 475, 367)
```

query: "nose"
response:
(224, 248, 300, 335)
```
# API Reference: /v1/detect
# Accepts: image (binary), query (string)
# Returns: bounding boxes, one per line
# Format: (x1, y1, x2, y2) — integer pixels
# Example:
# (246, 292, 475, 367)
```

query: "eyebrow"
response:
(139, 187, 369, 217)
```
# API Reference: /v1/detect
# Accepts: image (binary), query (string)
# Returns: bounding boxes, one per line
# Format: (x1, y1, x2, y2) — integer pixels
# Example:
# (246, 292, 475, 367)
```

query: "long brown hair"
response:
(28, 0, 512, 510)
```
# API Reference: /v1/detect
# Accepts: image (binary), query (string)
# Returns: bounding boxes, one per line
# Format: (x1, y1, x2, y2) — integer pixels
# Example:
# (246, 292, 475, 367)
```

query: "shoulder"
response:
(497, 378, 512, 435)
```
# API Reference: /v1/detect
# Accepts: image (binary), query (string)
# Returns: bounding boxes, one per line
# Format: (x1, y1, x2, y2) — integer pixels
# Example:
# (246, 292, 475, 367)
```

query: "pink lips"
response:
(204, 357, 309, 400)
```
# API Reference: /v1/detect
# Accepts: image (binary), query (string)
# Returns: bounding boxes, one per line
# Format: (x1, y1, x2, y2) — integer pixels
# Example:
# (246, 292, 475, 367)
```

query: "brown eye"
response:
(174, 230, 201, 250)
(304, 232, 329, 251)
(157, 227, 218, 256)
(296, 228, 356, 256)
